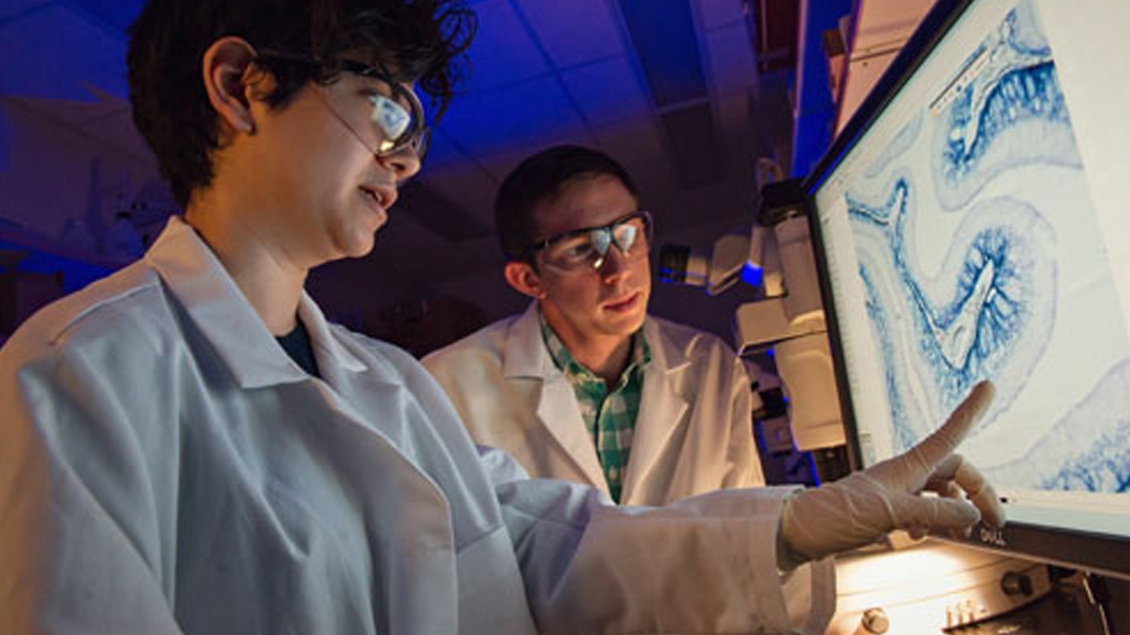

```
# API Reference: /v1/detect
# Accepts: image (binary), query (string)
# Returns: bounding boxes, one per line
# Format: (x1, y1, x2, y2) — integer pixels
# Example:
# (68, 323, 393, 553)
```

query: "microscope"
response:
(659, 177, 850, 483)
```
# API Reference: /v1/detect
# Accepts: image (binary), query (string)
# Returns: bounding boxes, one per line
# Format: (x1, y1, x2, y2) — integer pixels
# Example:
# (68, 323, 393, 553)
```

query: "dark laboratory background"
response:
(0, 0, 860, 354)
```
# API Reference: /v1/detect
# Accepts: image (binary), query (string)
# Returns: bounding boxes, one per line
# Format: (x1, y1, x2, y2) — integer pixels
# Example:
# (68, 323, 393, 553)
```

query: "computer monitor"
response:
(805, 0, 1130, 579)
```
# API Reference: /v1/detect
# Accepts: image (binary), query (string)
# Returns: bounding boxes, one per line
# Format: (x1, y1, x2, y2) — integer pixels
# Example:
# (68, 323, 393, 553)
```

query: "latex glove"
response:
(779, 381, 1005, 568)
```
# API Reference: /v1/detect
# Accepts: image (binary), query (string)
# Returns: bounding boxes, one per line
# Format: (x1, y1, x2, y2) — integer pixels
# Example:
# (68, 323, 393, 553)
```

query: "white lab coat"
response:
(424, 304, 765, 505)
(0, 217, 834, 634)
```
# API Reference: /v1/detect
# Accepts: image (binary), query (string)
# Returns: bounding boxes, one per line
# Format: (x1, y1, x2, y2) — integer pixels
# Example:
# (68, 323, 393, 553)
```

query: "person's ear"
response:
(201, 36, 259, 136)
(504, 260, 547, 300)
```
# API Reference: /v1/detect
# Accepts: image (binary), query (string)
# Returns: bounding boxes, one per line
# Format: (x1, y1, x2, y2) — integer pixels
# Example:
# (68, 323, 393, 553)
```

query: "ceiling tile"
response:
(561, 57, 651, 126)
(0, 5, 128, 100)
(475, 123, 598, 181)
(515, 0, 623, 68)
(693, 0, 746, 30)
(4, 85, 152, 162)
(438, 77, 590, 159)
(705, 22, 758, 96)
(1, 0, 48, 22)
(66, 0, 145, 32)
(3, 89, 122, 128)
(591, 118, 666, 175)
(461, 0, 550, 92)
(590, 117, 678, 206)
(419, 128, 472, 171)
(619, 0, 707, 107)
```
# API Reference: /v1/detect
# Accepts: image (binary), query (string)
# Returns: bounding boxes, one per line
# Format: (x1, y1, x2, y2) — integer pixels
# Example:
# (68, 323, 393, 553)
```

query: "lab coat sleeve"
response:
(485, 446, 835, 635)
(0, 337, 184, 634)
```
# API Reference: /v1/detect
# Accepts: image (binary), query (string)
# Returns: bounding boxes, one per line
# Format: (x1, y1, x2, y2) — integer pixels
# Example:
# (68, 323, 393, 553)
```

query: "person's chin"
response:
(334, 227, 380, 260)
(341, 208, 387, 257)
(362, 204, 389, 235)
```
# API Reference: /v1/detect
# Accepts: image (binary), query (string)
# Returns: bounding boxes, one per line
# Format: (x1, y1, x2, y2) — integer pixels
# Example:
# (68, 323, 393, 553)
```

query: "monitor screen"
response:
(805, 0, 1130, 578)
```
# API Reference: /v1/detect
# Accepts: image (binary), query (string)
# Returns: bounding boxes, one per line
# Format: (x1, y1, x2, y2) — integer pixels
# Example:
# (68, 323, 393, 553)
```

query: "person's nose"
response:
(599, 246, 637, 284)
(378, 145, 422, 182)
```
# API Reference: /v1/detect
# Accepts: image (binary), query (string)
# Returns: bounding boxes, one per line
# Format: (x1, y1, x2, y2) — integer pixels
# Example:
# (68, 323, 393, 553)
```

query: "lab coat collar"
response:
(501, 303, 608, 493)
(144, 217, 366, 389)
(642, 316, 692, 374)
(501, 302, 554, 379)
(619, 317, 691, 503)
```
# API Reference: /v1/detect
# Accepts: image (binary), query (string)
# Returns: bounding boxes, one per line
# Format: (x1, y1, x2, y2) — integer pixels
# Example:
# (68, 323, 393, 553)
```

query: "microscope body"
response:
(735, 212, 845, 453)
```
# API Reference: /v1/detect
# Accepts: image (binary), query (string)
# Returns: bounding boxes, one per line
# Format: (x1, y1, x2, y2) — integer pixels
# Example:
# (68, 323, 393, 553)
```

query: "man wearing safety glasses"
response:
(425, 145, 767, 505)
(0, 0, 1004, 632)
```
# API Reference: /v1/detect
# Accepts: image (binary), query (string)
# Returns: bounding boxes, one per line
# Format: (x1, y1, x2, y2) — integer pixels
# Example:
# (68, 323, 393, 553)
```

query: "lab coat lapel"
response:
(145, 217, 307, 389)
(296, 294, 366, 377)
(621, 319, 690, 503)
(504, 304, 609, 494)
(294, 294, 429, 457)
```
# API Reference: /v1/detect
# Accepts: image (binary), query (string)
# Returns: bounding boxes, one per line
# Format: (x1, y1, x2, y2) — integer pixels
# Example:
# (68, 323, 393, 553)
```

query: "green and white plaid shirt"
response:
(541, 314, 651, 503)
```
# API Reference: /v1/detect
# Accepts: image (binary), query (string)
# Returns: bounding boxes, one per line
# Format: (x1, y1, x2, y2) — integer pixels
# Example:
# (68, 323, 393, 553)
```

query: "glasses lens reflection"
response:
(540, 212, 652, 273)
(336, 59, 428, 159)
(371, 94, 411, 139)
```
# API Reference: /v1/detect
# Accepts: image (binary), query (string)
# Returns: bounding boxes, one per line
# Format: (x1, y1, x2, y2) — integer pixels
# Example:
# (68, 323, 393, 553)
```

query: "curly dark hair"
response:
(494, 145, 639, 262)
(127, 0, 476, 207)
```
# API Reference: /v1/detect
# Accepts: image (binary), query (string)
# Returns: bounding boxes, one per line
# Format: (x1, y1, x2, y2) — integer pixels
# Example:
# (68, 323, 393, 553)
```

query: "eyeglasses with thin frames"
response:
(255, 50, 430, 160)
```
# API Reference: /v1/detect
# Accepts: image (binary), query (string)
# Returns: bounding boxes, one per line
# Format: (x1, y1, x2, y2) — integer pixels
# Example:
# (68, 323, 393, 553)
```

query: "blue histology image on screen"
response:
(842, 0, 1130, 494)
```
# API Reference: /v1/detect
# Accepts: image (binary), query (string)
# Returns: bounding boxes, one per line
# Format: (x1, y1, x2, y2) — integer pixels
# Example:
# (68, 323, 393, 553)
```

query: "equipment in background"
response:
(658, 176, 850, 482)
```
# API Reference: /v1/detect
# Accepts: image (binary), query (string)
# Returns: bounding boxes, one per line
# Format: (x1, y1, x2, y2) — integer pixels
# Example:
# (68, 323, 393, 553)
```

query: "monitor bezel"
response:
(799, 0, 1130, 580)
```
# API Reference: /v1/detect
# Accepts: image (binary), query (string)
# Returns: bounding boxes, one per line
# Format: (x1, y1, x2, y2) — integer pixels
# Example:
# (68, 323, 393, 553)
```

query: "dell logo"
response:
(978, 525, 1007, 548)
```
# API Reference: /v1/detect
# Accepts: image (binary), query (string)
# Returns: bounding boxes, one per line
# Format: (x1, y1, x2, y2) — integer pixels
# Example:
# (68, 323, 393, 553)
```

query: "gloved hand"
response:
(778, 381, 1006, 568)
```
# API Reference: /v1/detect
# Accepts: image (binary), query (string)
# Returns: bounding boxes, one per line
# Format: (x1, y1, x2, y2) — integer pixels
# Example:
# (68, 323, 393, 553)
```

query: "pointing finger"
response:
(915, 381, 995, 468)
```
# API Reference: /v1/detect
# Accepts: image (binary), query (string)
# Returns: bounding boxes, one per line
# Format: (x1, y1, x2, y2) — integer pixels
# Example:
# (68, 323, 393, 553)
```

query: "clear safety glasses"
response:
(525, 211, 653, 274)
(255, 51, 430, 160)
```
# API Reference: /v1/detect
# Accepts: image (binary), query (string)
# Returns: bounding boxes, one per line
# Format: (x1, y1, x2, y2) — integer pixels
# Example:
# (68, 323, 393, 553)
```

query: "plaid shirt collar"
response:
(539, 312, 651, 389)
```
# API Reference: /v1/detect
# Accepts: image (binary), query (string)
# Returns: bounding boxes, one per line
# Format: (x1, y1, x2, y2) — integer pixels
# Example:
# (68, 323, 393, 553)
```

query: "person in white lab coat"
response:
(0, 0, 1005, 633)
(425, 145, 765, 505)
